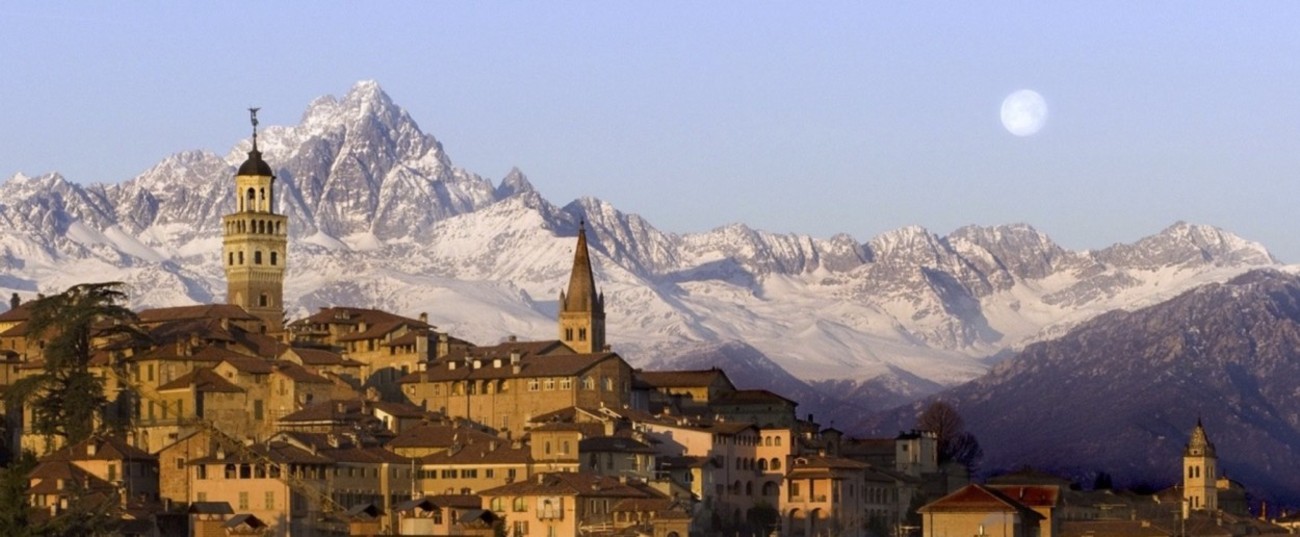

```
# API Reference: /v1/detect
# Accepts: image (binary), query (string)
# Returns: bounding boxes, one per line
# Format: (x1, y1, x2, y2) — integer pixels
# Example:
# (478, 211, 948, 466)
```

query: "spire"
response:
(562, 221, 602, 314)
(1185, 419, 1216, 457)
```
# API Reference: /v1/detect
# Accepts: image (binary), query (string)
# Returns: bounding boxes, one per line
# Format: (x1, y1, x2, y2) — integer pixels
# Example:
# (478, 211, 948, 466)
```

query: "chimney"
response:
(493, 358, 501, 369)
(419, 312, 428, 324)
(9, 293, 18, 310)
(472, 359, 481, 370)
(87, 442, 97, 457)
(510, 350, 521, 365)
(436, 333, 450, 358)
(508, 335, 517, 342)
(449, 361, 457, 371)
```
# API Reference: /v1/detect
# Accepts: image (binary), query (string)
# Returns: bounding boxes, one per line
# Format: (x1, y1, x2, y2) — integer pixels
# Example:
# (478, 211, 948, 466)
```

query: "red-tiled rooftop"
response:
(635, 368, 734, 389)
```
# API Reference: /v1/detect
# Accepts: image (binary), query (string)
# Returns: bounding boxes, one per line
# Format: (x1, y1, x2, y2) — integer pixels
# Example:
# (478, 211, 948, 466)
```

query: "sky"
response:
(3, 2, 1300, 260)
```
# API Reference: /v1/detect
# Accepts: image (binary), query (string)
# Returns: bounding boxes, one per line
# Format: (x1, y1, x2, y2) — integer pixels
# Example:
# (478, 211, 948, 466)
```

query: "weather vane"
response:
(249, 107, 261, 148)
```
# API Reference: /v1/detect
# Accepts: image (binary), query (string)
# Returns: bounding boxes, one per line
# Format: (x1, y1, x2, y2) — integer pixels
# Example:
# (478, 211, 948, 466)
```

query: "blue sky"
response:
(4, 2, 1299, 259)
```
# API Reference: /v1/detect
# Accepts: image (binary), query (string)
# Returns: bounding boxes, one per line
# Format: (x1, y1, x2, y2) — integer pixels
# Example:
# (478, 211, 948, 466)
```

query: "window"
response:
(253, 400, 264, 420)
(108, 464, 117, 482)
(265, 491, 275, 509)
(197, 492, 207, 502)
(560, 378, 572, 390)
(583, 377, 595, 390)
(578, 328, 587, 341)
(176, 457, 185, 470)
(507, 468, 517, 481)
(544, 378, 555, 391)
(271, 252, 278, 265)
(228, 252, 234, 266)
(513, 497, 526, 512)
(486, 469, 495, 478)
(259, 293, 268, 307)
(603, 377, 613, 391)
(562, 441, 570, 455)
(771, 458, 781, 470)
(528, 379, 540, 392)
(238, 491, 249, 510)
(238, 251, 244, 264)
(565, 328, 573, 340)
(491, 497, 504, 512)
(147, 364, 154, 382)
(254, 251, 263, 264)
(461, 469, 478, 478)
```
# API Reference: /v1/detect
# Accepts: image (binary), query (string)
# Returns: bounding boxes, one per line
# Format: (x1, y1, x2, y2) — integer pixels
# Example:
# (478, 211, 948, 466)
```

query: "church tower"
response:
(1182, 419, 1218, 517)
(558, 222, 605, 353)
(223, 109, 288, 333)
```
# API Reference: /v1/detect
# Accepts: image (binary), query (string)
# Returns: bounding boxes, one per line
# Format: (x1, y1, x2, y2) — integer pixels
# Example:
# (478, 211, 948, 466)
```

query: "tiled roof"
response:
(579, 436, 654, 454)
(0, 302, 33, 323)
(386, 423, 499, 449)
(439, 340, 572, 363)
(157, 368, 244, 393)
(635, 368, 734, 390)
(987, 485, 1060, 507)
(398, 352, 623, 383)
(918, 484, 1045, 519)
(219, 355, 275, 374)
(136, 304, 259, 325)
(419, 438, 530, 465)
(273, 362, 332, 384)
(43, 434, 155, 462)
(284, 347, 363, 367)
(190, 441, 333, 465)
(27, 460, 115, 495)
(479, 473, 663, 499)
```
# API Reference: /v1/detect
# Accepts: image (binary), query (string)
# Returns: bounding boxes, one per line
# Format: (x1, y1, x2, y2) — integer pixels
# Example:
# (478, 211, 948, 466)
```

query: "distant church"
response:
(1183, 419, 1218, 517)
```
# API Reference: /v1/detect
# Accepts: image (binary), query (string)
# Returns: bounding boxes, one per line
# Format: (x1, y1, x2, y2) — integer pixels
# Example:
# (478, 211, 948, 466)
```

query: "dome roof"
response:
(237, 148, 273, 177)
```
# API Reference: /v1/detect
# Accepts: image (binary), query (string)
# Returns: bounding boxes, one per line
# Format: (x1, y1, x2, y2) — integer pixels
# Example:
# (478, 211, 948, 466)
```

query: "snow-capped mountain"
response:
(0, 81, 1278, 401)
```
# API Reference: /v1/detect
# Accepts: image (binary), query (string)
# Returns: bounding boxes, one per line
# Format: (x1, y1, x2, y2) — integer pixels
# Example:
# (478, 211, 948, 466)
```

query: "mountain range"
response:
(864, 268, 1300, 504)
(0, 81, 1281, 410)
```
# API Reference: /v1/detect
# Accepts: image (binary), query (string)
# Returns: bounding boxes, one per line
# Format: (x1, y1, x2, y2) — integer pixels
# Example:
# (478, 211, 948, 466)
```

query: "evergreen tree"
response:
(5, 282, 142, 447)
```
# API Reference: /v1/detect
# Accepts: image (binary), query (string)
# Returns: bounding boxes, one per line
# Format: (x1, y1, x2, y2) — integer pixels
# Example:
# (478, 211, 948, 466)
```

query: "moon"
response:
(1001, 89, 1048, 136)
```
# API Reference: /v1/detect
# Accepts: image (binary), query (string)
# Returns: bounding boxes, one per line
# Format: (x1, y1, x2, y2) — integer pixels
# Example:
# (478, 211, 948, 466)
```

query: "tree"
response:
(917, 401, 983, 472)
(6, 282, 142, 447)
(0, 451, 37, 537)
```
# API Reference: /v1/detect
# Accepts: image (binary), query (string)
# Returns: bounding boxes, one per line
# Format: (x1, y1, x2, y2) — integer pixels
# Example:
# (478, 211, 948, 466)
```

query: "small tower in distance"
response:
(558, 222, 605, 354)
(1183, 418, 1218, 517)
(222, 108, 288, 333)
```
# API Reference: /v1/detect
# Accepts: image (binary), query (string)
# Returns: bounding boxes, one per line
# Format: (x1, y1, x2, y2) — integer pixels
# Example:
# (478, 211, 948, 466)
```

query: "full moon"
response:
(1000, 89, 1048, 136)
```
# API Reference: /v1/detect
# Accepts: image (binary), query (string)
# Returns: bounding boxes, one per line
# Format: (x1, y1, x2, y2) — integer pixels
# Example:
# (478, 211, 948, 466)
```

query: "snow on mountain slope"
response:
(0, 81, 1280, 399)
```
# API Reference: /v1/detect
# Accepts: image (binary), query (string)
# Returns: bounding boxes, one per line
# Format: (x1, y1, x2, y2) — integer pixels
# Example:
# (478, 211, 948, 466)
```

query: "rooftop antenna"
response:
(249, 107, 261, 150)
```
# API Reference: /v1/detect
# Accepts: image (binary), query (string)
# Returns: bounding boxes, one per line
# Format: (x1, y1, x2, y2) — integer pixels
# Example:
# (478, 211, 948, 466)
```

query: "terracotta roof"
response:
(218, 355, 275, 374)
(529, 422, 605, 436)
(635, 368, 734, 390)
(190, 440, 333, 465)
(419, 438, 530, 465)
(479, 472, 664, 499)
(386, 423, 499, 449)
(0, 302, 34, 323)
(918, 484, 1045, 520)
(273, 362, 332, 384)
(43, 434, 155, 462)
(579, 436, 654, 454)
(369, 400, 429, 419)
(987, 485, 1061, 508)
(659, 455, 715, 470)
(284, 347, 363, 367)
(136, 304, 259, 325)
(279, 400, 374, 423)
(437, 339, 572, 363)
(157, 368, 244, 393)
(399, 352, 623, 383)
(27, 460, 116, 495)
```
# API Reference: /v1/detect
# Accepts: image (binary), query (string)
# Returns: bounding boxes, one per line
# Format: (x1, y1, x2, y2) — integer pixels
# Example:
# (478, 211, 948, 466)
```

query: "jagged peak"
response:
(495, 167, 536, 198)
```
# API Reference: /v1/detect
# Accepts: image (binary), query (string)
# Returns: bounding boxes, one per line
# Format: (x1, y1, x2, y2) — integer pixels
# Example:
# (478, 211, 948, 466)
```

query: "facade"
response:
(918, 484, 1045, 537)
(222, 110, 288, 333)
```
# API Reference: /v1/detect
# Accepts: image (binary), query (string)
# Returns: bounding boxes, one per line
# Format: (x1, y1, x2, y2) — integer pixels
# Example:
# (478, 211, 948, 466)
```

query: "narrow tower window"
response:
(238, 251, 244, 265)
(270, 252, 278, 266)
(254, 251, 262, 265)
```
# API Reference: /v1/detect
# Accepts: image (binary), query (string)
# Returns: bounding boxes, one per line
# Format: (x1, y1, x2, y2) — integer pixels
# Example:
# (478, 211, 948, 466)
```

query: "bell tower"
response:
(558, 222, 605, 353)
(223, 108, 288, 333)
(1182, 418, 1218, 517)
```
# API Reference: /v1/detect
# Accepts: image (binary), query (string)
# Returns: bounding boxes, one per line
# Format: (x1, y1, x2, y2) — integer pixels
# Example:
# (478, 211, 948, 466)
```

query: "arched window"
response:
(254, 251, 263, 265)
(771, 458, 781, 470)
(775, 437, 782, 446)
(238, 251, 244, 265)
(228, 252, 234, 266)
(270, 252, 278, 266)
(765, 436, 772, 446)
(512, 497, 526, 512)
(759, 459, 768, 471)
(246, 188, 255, 206)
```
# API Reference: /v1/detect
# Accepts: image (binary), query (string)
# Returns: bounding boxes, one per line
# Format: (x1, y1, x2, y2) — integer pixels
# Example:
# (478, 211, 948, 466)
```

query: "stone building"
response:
(221, 111, 288, 334)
